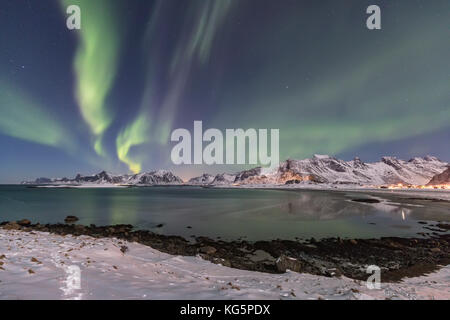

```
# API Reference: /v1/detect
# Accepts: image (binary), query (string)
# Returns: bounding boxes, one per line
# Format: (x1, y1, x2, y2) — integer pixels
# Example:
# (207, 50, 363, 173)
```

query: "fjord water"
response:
(0, 185, 448, 241)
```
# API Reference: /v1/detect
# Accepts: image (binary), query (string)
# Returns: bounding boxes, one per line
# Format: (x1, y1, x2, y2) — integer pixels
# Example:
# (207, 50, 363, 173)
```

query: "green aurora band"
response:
(61, 0, 124, 156)
(143, 0, 234, 146)
(0, 82, 73, 150)
(116, 113, 150, 174)
(113, 1, 235, 174)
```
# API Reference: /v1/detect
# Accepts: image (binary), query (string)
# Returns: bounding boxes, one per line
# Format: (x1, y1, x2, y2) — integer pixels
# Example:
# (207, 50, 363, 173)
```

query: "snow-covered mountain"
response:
(22, 155, 448, 187)
(22, 170, 183, 186)
(125, 170, 183, 185)
(189, 155, 448, 186)
(188, 174, 215, 185)
(427, 166, 450, 185)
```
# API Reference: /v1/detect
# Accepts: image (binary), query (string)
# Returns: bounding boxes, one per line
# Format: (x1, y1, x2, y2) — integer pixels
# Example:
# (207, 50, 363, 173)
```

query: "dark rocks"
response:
(1, 219, 449, 282)
(74, 225, 86, 232)
(351, 198, 381, 204)
(31, 257, 42, 264)
(64, 216, 79, 223)
(112, 225, 133, 233)
(437, 223, 450, 230)
(211, 257, 232, 268)
(3, 222, 20, 230)
(17, 219, 31, 226)
(120, 246, 129, 254)
(276, 255, 303, 272)
(199, 246, 217, 255)
(285, 179, 302, 185)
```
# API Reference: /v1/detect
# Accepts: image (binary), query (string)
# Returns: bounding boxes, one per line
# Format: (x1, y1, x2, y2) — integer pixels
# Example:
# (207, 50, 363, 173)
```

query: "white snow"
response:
(188, 155, 448, 187)
(36, 184, 127, 189)
(22, 155, 447, 188)
(0, 229, 448, 300)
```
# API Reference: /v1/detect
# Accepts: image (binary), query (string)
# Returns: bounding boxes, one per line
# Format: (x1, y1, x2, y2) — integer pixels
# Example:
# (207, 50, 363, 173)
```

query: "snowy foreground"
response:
(0, 229, 448, 300)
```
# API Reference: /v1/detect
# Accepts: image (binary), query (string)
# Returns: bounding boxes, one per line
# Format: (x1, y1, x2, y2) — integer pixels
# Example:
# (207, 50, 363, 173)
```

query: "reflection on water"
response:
(0, 186, 448, 241)
(109, 192, 139, 226)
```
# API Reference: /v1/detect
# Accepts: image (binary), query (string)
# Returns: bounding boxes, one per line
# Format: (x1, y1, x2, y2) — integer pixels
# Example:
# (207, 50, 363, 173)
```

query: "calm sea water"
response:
(0, 185, 449, 241)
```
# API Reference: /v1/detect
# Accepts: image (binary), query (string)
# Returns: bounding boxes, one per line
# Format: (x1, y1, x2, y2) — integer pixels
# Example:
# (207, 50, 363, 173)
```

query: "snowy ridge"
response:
(22, 170, 183, 186)
(190, 155, 448, 186)
(188, 174, 215, 185)
(22, 155, 448, 187)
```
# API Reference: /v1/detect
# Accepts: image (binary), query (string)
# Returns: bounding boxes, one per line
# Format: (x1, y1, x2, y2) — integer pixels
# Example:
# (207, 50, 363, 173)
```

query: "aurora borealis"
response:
(59, 0, 125, 156)
(0, 0, 449, 183)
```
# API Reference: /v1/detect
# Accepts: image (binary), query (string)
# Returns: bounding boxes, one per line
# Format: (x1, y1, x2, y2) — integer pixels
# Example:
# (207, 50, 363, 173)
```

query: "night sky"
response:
(0, 0, 449, 183)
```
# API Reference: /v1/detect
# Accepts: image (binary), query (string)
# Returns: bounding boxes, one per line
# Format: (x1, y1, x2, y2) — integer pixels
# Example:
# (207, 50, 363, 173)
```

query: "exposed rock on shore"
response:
(1, 220, 448, 282)
(64, 216, 79, 223)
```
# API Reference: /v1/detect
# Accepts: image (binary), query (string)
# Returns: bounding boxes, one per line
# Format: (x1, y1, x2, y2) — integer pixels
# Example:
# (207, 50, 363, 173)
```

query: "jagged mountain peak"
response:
(188, 174, 215, 185)
(188, 155, 448, 186)
(22, 170, 183, 186)
(21, 155, 448, 187)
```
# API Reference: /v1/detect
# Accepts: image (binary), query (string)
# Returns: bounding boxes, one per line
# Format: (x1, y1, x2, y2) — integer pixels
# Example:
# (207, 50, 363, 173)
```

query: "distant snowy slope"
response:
(22, 170, 183, 186)
(22, 155, 447, 187)
(190, 155, 448, 186)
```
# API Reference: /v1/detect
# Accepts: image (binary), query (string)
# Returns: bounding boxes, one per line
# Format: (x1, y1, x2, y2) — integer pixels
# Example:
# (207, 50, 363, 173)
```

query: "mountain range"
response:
(22, 170, 182, 186)
(189, 155, 448, 186)
(22, 155, 449, 187)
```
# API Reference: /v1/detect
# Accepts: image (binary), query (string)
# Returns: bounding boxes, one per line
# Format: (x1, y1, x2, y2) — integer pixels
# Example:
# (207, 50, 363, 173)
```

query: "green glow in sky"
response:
(0, 82, 72, 150)
(61, 0, 123, 156)
(149, 0, 234, 146)
(1, 1, 449, 183)
(116, 113, 150, 174)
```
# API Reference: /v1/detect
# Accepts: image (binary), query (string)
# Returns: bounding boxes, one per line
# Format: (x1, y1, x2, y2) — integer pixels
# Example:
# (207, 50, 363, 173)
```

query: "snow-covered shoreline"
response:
(0, 229, 448, 300)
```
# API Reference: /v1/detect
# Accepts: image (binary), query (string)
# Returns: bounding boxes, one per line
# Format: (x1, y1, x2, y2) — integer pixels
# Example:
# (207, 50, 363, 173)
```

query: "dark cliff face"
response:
(427, 167, 450, 185)
(188, 174, 215, 184)
(381, 157, 403, 170)
(133, 171, 183, 185)
(234, 167, 262, 182)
